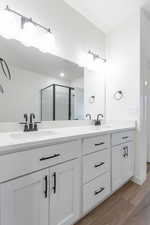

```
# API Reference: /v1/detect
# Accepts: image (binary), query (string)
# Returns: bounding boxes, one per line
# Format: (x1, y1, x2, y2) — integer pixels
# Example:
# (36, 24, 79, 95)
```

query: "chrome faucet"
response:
(86, 114, 92, 120)
(94, 114, 104, 126)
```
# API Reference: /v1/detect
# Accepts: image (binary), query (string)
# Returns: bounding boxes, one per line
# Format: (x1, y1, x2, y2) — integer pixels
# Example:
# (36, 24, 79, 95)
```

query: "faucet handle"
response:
(33, 121, 41, 131)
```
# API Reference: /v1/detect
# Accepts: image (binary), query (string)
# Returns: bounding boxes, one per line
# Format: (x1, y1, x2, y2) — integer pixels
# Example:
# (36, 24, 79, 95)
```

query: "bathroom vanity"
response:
(0, 124, 135, 225)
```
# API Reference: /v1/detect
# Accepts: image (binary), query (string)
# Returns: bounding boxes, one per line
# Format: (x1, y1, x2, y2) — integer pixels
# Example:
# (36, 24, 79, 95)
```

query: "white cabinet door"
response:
(122, 142, 134, 182)
(112, 145, 122, 192)
(0, 169, 49, 225)
(49, 159, 80, 225)
(112, 142, 134, 192)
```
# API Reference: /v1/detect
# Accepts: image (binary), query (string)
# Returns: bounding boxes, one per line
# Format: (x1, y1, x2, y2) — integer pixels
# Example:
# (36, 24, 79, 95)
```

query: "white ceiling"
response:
(64, 0, 149, 33)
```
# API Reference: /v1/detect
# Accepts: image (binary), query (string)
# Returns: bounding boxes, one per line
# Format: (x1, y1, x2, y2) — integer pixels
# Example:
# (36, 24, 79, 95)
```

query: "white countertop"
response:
(0, 123, 136, 156)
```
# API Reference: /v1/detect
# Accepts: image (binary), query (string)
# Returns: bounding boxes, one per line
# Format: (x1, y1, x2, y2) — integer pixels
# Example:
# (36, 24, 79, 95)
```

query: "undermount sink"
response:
(77, 125, 111, 131)
(10, 130, 55, 141)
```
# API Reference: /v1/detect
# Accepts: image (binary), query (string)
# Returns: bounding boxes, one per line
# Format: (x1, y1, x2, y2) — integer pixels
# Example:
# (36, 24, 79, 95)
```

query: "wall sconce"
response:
(88, 50, 106, 63)
(0, 6, 55, 53)
(78, 50, 106, 72)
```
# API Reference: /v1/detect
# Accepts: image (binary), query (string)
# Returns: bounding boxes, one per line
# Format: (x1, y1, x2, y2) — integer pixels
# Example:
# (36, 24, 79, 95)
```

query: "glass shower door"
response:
(55, 85, 69, 120)
(41, 86, 53, 121)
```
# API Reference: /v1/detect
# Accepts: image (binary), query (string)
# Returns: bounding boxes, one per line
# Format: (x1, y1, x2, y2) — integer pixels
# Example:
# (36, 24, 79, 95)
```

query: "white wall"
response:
(71, 76, 84, 89)
(0, 66, 69, 122)
(106, 14, 140, 122)
(106, 13, 147, 185)
(141, 9, 150, 163)
(0, 0, 106, 65)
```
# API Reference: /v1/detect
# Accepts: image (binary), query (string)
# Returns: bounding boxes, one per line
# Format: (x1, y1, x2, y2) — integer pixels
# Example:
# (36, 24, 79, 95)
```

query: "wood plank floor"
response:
(76, 164, 150, 225)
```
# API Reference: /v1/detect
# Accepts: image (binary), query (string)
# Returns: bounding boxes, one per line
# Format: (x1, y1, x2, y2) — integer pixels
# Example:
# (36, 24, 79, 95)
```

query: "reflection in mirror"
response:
(41, 84, 84, 120)
(0, 34, 106, 123)
(0, 36, 84, 122)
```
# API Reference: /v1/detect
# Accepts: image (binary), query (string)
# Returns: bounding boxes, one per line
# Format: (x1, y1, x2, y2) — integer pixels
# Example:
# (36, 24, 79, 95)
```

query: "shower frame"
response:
(41, 83, 75, 121)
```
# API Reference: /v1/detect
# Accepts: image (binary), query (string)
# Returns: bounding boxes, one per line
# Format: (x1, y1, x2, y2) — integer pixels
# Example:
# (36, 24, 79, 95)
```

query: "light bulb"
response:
(0, 9, 20, 39)
(18, 21, 37, 47)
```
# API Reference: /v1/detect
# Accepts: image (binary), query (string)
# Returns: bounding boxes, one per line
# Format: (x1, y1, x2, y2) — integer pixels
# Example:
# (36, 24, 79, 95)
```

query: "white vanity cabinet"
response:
(112, 131, 135, 192)
(0, 141, 81, 225)
(0, 128, 136, 225)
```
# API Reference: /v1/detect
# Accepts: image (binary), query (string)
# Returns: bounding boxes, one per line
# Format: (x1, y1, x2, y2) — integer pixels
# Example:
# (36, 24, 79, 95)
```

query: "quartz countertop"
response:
(0, 123, 136, 156)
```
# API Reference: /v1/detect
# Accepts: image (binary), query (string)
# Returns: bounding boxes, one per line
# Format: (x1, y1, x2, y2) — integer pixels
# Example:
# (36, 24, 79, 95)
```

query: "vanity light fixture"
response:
(0, 5, 55, 52)
(5, 5, 52, 34)
(88, 50, 106, 63)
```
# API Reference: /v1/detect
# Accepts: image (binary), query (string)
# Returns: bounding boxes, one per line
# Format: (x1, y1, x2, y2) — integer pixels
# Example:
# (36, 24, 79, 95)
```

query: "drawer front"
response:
(83, 150, 110, 184)
(83, 173, 110, 214)
(112, 130, 135, 146)
(83, 135, 109, 155)
(0, 140, 81, 183)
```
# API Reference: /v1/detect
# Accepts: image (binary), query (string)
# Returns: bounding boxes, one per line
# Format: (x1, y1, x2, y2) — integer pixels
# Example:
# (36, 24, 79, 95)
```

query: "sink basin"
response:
(10, 130, 55, 141)
(75, 125, 111, 131)
(93, 125, 111, 129)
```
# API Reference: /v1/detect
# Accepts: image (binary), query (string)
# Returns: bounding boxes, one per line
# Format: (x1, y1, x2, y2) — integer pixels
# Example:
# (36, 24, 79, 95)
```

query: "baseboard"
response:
(132, 176, 146, 185)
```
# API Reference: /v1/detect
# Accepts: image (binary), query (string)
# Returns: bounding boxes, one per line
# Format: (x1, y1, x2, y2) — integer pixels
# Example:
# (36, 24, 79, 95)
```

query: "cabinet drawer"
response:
(83, 150, 110, 184)
(0, 140, 81, 183)
(83, 173, 110, 214)
(83, 135, 109, 155)
(112, 130, 135, 146)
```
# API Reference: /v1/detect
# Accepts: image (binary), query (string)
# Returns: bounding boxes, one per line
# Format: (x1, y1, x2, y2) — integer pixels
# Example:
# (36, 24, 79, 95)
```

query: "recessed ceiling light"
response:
(60, 72, 65, 77)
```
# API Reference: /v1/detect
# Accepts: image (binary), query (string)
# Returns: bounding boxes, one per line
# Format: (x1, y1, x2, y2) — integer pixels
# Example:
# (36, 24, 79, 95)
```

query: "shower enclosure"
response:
(41, 84, 75, 121)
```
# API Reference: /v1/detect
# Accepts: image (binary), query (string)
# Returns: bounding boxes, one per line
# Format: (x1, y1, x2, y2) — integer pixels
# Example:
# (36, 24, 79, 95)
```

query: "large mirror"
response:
(0, 36, 105, 122)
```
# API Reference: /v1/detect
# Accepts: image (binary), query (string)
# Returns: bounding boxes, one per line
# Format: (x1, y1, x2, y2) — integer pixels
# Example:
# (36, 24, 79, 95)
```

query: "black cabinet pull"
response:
(40, 154, 60, 161)
(123, 146, 128, 157)
(94, 142, 105, 146)
(126, 147, 128, 157)
(44, 176, 48, 198)
(94, 162, 105, 168)
(53, 172, 56, 194)
(122, 136, 129, 140)
(94, 187, 105, 195)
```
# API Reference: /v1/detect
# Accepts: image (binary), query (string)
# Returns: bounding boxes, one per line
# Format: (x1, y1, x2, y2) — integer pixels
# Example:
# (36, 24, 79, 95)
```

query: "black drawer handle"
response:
(40, 154, 60, 161)
(94, 162, 105, 168)
(122, 136, 129, 140)
(94, 187, 105, 195)
(94, 142, 105, 146)
(44, 176, 48, 198)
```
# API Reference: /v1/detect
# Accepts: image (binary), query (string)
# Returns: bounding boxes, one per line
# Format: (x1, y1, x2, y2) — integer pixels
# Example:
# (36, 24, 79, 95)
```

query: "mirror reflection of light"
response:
(60, 72, 65, 77)
(18, 22, 37, 47)
(37, 31, 55, 53)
